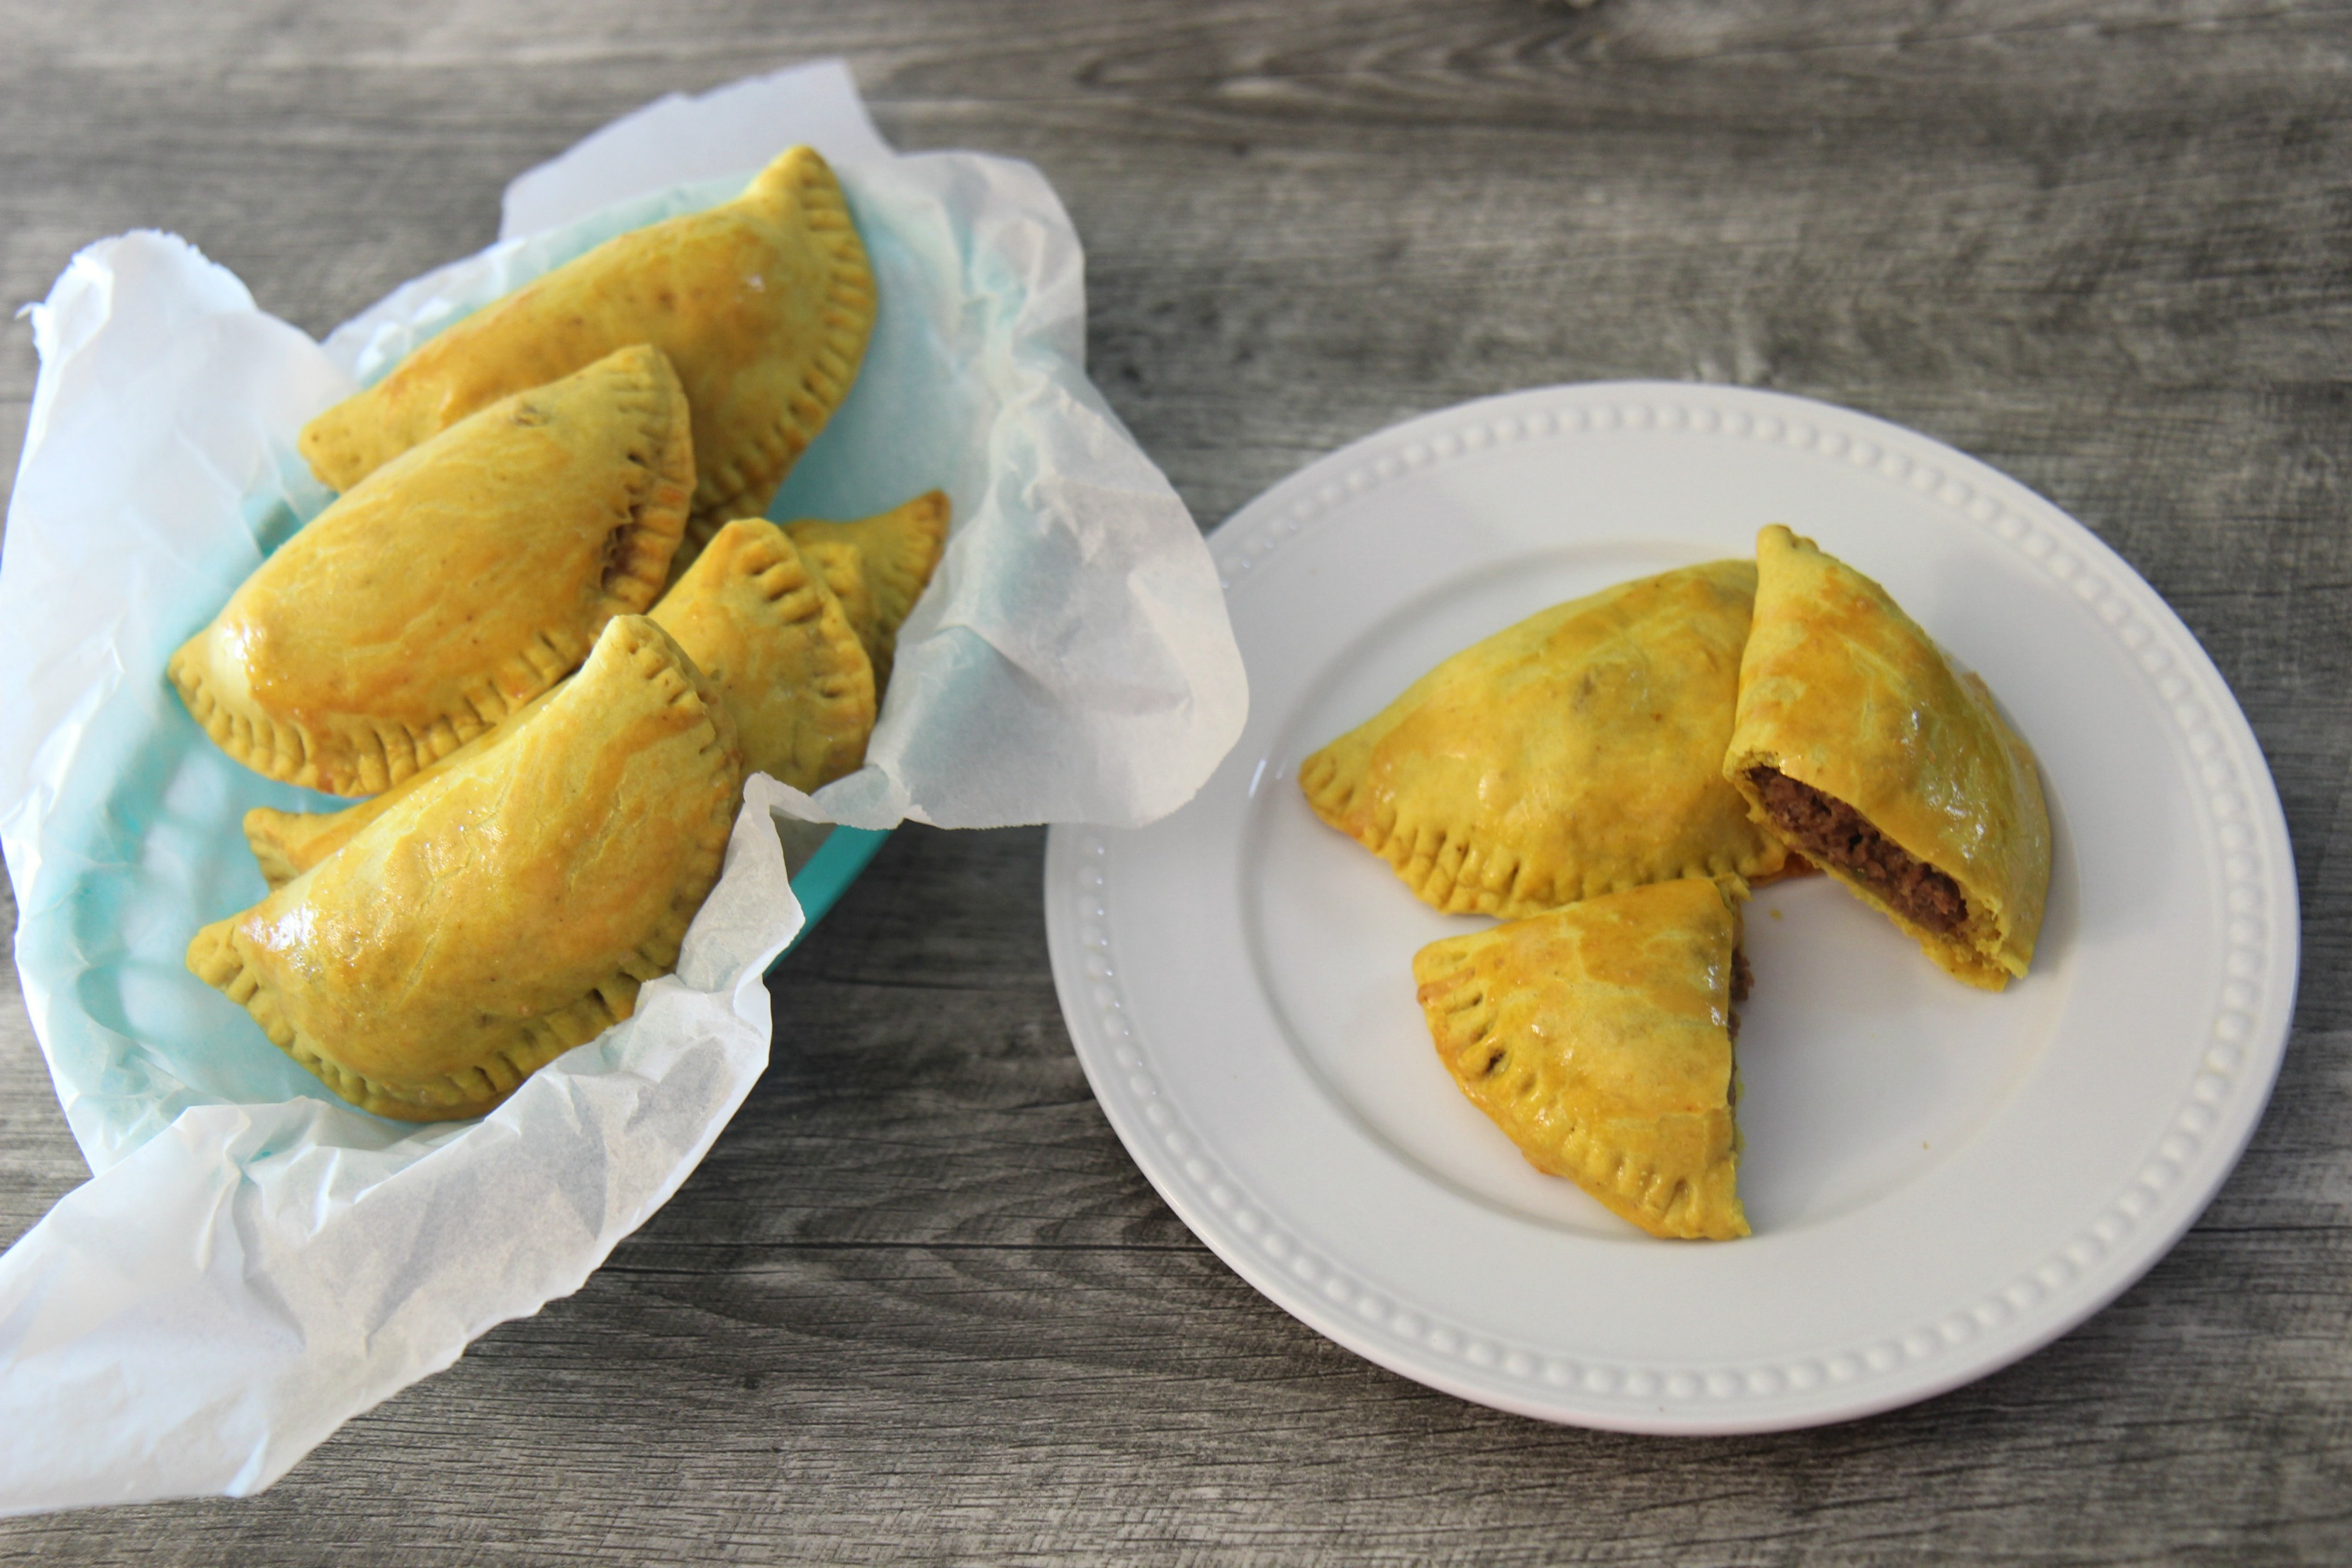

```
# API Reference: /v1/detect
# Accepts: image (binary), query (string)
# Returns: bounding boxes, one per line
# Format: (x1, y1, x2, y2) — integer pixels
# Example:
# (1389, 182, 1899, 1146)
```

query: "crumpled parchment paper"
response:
(0, 60, 1245, 1513)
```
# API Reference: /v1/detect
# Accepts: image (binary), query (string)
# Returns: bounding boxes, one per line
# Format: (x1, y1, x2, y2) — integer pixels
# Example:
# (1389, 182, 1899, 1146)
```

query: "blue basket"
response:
(773, 824, 892, 973)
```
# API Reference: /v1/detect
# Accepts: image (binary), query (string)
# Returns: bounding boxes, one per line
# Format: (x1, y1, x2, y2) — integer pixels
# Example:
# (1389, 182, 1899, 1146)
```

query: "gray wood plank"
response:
(2, 0, 2350, 1559)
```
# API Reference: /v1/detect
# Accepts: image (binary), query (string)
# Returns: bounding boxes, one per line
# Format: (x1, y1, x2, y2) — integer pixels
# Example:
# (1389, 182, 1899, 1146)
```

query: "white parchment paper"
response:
(0, 62, 1245, 1513)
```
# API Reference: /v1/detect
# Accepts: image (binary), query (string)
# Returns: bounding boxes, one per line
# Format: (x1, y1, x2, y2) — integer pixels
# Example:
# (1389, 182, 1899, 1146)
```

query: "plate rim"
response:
(1046, 379, 2300, 1433)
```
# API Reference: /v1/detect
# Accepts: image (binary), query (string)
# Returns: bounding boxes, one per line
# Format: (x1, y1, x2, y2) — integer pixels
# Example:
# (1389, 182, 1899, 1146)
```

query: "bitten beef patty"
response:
(1746, 766, 1968, 934)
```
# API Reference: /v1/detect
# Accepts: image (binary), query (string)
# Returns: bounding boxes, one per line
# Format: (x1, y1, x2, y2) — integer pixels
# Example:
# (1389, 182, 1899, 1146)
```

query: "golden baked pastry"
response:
(189, 616, 744, 1122)
(242, 688, 558, 890)
(1299, 562, 1788, 918)
(299, 145, 876, 557)
(172, 345, 693, 797)
(784, 490, 950, 693)
(1414, 878, 1749, 1241)
(651, 517, 876, 791)
(1725, 525, 2050, 990)
(244, 803, 352, 892)
(789, 538, 873, 668)
(242, 521, 874, 888)
(244, 522, 870, 886)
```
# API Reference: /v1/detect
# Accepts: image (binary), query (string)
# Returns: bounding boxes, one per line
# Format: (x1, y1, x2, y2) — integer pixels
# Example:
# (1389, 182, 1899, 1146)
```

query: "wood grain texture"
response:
(3, 0, 2351, 1559)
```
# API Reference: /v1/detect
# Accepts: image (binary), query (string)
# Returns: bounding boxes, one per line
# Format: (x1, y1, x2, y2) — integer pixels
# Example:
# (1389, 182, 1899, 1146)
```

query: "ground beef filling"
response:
(1746, 766, 1969, 935)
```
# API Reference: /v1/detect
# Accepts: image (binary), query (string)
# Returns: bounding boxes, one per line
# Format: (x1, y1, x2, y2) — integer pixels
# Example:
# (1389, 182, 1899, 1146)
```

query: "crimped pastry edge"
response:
(170, 350, 693, 797)
(783, 489, 949, 690)
(654, 516, 876, 791)
(1411, 887, 1750, 1241)
(1299, 744, 1775, 917)
(188, 616, 744, 1121)
(680, 147, 879, 556)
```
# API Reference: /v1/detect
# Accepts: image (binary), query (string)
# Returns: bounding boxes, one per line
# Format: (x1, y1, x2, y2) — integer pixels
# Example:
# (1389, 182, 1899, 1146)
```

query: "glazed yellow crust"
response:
(242, 687, 560, 890)
(189, 617, 744, 1122)
(1413, 878, 1749, 1241)
(783, 489, 951, 694)
(299, 145, 877, 555)
(1298, 561, 1788, 918)
(172, 345, 693, 797)
(242, 518, 880, 887)
(1725, 525, 2051, 990)
(243, 520, 874, 885)
(651, 517, 877, 792)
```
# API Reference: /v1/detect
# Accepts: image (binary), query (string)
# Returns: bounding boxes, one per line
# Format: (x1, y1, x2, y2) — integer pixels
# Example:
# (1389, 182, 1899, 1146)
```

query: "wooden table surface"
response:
(3, 1, 2348, 1561)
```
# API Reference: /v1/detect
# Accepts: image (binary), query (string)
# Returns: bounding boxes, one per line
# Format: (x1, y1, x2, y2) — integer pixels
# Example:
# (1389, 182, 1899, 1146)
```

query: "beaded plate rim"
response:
(1043, 381, 2298, 1433)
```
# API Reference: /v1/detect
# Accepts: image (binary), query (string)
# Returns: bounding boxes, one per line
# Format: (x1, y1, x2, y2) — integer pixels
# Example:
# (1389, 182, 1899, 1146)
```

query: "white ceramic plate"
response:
(1043, 383, 2297, 1433)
